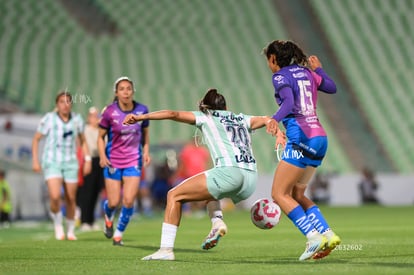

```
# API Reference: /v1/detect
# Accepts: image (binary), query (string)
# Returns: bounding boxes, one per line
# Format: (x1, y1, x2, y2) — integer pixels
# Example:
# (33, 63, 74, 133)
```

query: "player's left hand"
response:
(308, 55, 322, 70)
(275, 130, 286, 148)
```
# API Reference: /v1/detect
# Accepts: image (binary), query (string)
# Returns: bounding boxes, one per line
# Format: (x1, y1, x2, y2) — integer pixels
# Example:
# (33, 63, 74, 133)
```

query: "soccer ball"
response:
(250, 198, 282, 229)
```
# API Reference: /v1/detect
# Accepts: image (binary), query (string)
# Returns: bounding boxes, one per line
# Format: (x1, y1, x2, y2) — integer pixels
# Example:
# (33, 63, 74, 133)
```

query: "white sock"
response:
(142, 197, 152, 211)
(66, 219, 75, 235)
(306, 229, 320, 239)
(322, 228, 334, 238)
(114, 229, 123, 239)
(206, 200, 223, 222)
(160, 222, 177, 249)
(50, 211, 63, 227)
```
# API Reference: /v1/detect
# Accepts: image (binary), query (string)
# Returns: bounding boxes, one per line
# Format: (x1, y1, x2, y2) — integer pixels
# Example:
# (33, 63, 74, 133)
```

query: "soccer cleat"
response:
(141, 248, 175, 261)
(299, 234, 328, 261)
(54, 224, 65, 240)
(67, 233, 77, 241)
(201, 219, 228, 250)
(103, 215, 114, 239)
(313, 233, 341, 260)
(113, 237, 124, 246)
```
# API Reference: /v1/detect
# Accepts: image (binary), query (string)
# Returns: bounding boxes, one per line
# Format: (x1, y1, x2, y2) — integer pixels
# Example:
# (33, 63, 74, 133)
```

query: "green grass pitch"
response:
(0, 205, 413, 274)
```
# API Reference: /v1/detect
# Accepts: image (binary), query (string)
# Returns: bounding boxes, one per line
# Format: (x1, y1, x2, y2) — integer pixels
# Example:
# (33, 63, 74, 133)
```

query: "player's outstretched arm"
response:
(250, 116, 279, 137)
(124, 110, 196, 125)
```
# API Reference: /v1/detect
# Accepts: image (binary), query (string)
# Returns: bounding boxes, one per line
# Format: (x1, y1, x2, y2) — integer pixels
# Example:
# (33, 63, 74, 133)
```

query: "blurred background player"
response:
(263, 40, 341, 260)
(77, 106, 105, 231)
(135, 166, 154, 217)
(124, 88, 276, 260)
(150, 157, 174, 211)
(309, 172, 330, 204)
(358, 166, 379, 204)
(0, 169, 12, 228)
(32, 91, 91, 240)
(172, 137, 211, 217)
(98, 76, 151, 246)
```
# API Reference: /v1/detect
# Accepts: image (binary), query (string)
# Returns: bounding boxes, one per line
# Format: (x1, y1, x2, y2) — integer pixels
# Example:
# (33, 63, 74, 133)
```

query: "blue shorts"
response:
(205, 166, 257, 204)
(103, 166, 142, 181)
(281, 136, 328, 168)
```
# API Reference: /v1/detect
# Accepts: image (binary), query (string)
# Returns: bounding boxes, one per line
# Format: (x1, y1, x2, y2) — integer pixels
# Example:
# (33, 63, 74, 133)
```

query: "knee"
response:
(49, 197, 61, 206)
(292, 189, 304, 201)
(271, 190, 287, 205)
(166, 189, 179, 203)
(122, 198, 134, 208)
(107, 199, 119, 209)
(292, 188, 309, 204)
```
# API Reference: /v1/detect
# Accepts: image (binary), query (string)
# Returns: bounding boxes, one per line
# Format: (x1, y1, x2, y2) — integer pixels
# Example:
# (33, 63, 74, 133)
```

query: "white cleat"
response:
(67, 232, 77, 241)
(201, 219, 228, 250)
(141, 248, 175, 261)
(54, 225, 65, 240)
(299, 234, 328, 261)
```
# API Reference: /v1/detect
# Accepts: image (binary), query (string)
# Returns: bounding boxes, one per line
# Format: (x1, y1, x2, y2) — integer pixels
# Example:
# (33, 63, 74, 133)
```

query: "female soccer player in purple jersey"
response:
(97, 76, 151, 246)
(263, 40, 341, 260)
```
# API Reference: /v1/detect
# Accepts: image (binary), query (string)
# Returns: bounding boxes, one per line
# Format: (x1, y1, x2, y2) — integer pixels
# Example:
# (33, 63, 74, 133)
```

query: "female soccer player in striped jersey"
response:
(123, 88, 277, 260)
(32, 91, 91, 241)
(98, 76, 151, 246)
(263, 40, 341, 261)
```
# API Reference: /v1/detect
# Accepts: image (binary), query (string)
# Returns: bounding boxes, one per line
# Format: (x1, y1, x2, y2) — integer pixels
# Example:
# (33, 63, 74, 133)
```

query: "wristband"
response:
(84, 155, 92, 162)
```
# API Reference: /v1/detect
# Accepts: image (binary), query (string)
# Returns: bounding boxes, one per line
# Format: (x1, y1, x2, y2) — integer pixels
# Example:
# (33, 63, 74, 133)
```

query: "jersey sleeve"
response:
(99, 106, 110, 129)
(313, 67, 337, 94)
(240, 113, 253, 131)
(272, 73, 290, 92)
(311, 70, 323, 87)
(193, 111, 208, 128)
(37, 113, 51, 135)
(141, 105, 150, 128)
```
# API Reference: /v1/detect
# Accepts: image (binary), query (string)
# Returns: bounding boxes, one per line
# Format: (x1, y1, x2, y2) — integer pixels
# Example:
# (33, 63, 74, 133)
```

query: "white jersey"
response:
(37, 112, 85, 165)
(193, 110, 257, 171)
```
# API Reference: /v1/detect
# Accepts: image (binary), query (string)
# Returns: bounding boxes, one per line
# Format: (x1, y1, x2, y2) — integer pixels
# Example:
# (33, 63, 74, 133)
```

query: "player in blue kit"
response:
(263, 40, 341, 260)
(98, 76, 151, 246)
(123, 88, 277, 260)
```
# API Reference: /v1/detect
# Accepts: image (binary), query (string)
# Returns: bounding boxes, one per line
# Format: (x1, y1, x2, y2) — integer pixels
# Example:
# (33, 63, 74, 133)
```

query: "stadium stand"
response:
(9, 0, 414, 173)
(311, 0, 414, 173)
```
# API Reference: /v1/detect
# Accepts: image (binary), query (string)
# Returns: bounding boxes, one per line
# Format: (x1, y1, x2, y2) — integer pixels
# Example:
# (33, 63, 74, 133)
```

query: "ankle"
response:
(160, 247, 173, 252)
(322, 229, 334, 238)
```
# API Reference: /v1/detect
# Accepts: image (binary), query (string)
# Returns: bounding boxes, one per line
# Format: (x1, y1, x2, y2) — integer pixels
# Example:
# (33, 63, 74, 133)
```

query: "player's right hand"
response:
(99, 157, 111, 168)
(123, 114, 138, 125)
(32, 161, 42, 173)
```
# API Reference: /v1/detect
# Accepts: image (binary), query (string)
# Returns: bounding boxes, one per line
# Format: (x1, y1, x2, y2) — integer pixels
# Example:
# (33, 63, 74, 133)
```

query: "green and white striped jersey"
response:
(193, 110, 257, 171)
(37, 112, 85, 165)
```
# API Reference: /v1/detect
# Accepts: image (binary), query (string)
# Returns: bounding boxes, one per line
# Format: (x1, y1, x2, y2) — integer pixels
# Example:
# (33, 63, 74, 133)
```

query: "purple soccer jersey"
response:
(99, 101, 149, 168)
(272, 65, 327, 138)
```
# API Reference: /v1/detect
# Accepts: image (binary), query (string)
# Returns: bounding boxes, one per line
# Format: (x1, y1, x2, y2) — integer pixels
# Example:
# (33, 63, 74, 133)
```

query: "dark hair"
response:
(55, 91, 72, 104)
(113, 76, 134, 102)
(262, 40, 307, 67)
(198, 88, 226, 113)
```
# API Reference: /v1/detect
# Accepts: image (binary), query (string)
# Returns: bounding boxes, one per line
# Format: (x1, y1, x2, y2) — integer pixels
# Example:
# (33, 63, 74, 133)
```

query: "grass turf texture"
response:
(0, 206, 413, 274)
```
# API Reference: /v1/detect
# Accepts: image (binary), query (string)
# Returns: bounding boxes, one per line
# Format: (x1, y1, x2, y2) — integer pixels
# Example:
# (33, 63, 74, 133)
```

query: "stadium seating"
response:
(310, 0, 414, 173)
